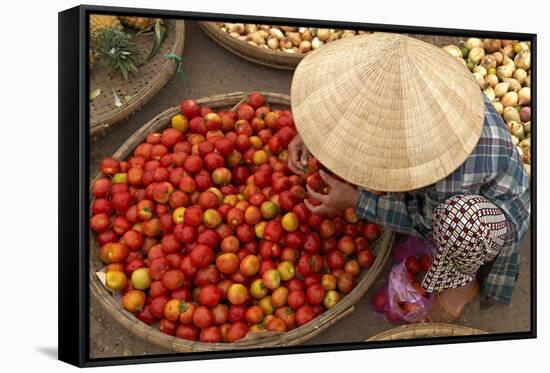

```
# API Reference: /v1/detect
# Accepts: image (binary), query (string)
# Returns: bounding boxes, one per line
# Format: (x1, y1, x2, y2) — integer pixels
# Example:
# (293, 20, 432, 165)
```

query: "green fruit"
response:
(131, 268, 152, 290)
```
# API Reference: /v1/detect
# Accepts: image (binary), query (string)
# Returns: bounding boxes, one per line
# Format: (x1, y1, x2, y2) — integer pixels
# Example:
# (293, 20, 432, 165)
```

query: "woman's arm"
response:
(304, 171, 425, 236)
(356, 189, 424, 237)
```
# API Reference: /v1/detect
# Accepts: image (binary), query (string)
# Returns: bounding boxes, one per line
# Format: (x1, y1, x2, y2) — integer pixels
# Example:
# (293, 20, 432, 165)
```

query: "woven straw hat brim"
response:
(290, 33, 485, 192)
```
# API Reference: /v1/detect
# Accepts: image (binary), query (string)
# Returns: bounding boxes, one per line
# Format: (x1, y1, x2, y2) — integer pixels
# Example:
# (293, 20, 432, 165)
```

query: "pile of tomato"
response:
(90, 92, 382, 343)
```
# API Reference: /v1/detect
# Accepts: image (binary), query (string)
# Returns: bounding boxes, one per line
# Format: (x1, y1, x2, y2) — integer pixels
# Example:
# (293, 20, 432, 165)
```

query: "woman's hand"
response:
(288, 135, 310, 175)
(305, 170, 359, 214)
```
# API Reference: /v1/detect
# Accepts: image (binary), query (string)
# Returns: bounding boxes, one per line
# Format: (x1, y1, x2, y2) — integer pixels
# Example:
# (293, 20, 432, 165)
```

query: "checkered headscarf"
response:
(422, 194, 509, 292)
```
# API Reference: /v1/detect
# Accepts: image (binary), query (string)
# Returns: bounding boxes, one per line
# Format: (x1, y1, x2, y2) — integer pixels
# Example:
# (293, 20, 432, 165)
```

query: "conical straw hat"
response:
(290, 33, 485, 192)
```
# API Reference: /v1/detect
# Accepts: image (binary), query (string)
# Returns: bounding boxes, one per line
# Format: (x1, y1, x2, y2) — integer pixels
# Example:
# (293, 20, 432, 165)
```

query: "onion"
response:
(468, 47, 485, 64)
(516, 146, 524, 158)
(501, 91, 519, 107)
(524, 164, 531, 178)
(497, 64, 515, 80)
(519, 139, 531, 155)
(481, 55, 497, 70)
(270, 28, 284, 40)
(483, 39, 502, 53)
(513, 68, 528, 83)
(298, 40, 311, 54)
(245, 24, 258, 33)
(442, 45, 463, 58)
(514, 41, 530, 54)
(501, 39, 515, 47)
(503, 106, 520, 123)
(473, 65, 487, 76)
(515, 49, 531, 70)
(317, 28, 330, 41)
(494, 82, 510, 97)
(525, 74, 531, 87)
(523, 121, 531, 134)
(502, 44, 514, 58)
(485, 74, 499, 88)
(520, 139, 531, 157)
(235, 23, 246, 34)
(279, 38, 292, 49)
(520, 107, 531, 122)
(492, 101, 503, 115)
(341, 31, 356, 39)
(281, 26, 297, 32)
(509, 121, 525, 140)
(287, 32, 302, 46)
(472, 72, 487, 89)
(248, 32, 265, 45)
(329, 32, 340, 41)
(301, 29, 313, 41)
(518, 87, 531, 105)
(311, 37, 324, 50)
(483, 87, 495, 101)
(258, 30, 269, 39)
(491, 52, 504, 65)
(466, 37, 483, 49)
(511, 135, 520, 146)
(229, 32, 240, 38)
(502, 55, 515, 66)
(267, 37, 279, 50)
(502, 78, 521, 92)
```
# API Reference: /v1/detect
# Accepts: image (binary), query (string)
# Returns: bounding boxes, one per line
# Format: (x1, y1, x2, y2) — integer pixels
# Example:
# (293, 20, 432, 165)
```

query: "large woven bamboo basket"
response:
(89, 91, 395, 352)
(199, 22, 462, 70)
(367, 323, 488, 341)
(199, 22, 302, 70)
(90, 19, 185, 141)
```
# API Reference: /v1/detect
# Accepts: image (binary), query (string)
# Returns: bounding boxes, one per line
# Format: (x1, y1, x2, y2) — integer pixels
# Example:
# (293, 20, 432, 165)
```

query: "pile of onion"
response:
(442, 38, 532, 177)
(214, 23, 370, 54)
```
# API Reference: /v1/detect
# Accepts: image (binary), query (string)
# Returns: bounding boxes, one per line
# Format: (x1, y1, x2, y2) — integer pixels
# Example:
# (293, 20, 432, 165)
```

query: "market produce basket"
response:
(90, 19, 185, 141)
(366, 323, 488, 341)
(90, 91, 396, 352)
(199, 22, 302, 70)
(199, 22, 462, 70)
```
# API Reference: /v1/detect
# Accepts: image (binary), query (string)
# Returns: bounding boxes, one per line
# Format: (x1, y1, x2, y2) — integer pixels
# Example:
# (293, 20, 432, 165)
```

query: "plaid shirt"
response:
(355, 96, 530, 304)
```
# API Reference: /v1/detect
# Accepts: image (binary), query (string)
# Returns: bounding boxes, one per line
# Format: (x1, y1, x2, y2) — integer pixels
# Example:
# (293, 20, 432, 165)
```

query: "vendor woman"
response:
(287, 33, 530, 308)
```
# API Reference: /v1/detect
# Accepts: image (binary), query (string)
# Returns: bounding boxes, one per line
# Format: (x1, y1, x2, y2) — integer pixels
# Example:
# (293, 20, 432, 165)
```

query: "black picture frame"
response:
(58, 4, 537, 368)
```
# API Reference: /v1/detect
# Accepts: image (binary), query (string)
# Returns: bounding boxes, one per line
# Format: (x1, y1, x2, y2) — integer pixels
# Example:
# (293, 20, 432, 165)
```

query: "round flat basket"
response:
(90, 91, 395, 352)
(90, 19, 185, 141)
(367, 323, 488, 341)
(199, 22, 463, 71)
(199, 22, 302, 70)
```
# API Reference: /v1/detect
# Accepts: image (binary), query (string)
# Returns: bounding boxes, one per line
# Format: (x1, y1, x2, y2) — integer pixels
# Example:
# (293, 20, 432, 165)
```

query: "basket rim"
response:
(198, 22, 302, 70)
(89, 91, 395, 353)
(90, 19, 186, 140)
(366, 322, 489, 341)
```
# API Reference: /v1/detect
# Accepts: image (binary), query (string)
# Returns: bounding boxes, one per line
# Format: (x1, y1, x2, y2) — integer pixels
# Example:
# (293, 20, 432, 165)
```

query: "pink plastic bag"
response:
(387, 236, 437, 323)
(392, 236, 437, 264)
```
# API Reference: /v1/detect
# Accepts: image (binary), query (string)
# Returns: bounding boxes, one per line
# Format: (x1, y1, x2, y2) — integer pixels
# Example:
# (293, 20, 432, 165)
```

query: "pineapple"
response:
(120, 16, 155, 31)
(96, 28, 139, 80)
(89, 15, 122, 44)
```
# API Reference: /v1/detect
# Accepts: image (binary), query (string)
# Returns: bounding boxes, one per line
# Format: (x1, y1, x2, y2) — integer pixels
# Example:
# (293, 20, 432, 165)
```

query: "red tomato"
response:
(198, 284, 223, 307)
(295, 305, 316, 326)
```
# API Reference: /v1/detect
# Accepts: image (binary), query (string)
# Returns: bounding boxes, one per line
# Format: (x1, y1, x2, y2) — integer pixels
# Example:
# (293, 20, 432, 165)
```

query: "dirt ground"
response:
(89, 21, 531, 358)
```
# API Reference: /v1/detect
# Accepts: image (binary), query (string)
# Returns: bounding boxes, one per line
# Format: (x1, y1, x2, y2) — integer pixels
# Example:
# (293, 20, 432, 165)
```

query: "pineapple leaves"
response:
(145, 20, 167, 63)
(164, 53, 186, 80)
(97, 28, 139, 80)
